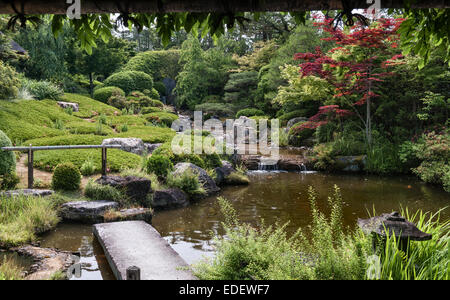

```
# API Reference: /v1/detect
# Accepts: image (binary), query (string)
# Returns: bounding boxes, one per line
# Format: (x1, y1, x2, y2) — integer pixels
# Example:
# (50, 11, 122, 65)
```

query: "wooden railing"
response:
(1, 144, 122, 188)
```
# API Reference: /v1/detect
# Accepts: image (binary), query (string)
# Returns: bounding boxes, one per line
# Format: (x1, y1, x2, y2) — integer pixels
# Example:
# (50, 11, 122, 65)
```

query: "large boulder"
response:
(60, 200, 118, 224)
(172, 162, 220, 195)
(152, 188, 189, 209)
(214, 160, 235, 185)
(144, 143, 162, 154)
(101, 138, 145, 155)
(0, 189, 54, 198)
(95, 175, 152, 206)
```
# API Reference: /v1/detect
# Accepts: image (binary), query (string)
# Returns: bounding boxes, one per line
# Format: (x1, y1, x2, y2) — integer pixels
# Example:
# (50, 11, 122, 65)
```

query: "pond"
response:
(39, 171, 449, 279)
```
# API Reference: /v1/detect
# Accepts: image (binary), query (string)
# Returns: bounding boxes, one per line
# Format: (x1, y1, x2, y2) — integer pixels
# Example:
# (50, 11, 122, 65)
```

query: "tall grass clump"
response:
(0, 195, 59, 247)
(194, 185, 371, 280)
(167, 169, 206, 197)
(376, 208, 449, 280)
(84, 179, 123, 202)
(0, 257, 23, 280)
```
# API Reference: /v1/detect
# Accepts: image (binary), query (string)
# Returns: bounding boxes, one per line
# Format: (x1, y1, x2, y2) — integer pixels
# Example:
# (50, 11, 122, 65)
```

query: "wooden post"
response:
(126, 266, 140, 280)
(101, 147, 107, 176)
(28, 144, 34, 189)
(233, 124, 238, 165)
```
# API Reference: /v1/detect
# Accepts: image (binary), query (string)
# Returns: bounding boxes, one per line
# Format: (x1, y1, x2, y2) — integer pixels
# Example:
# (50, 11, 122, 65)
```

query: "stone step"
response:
(93, 221, 197, 280)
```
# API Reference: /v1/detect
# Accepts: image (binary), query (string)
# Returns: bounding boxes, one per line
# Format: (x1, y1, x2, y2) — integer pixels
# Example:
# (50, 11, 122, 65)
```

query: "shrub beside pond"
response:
(146, 155, 173, 178)
(52, 163, 81, 191)
(84, 179, 123, 202)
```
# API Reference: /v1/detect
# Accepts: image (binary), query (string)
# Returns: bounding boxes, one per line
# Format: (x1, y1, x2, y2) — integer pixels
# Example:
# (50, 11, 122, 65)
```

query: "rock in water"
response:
(152, 188, 189, 209)
(60, 200, 118, 224)
(101, 138, 145, 155)
(95, 175, 152, 206)
(214, 160, 235, 185)
(172, 162, 220, 195)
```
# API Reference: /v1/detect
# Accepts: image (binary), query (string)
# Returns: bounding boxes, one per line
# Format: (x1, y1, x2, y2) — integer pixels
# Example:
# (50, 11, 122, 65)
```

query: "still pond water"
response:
(40, 171, 449, 280)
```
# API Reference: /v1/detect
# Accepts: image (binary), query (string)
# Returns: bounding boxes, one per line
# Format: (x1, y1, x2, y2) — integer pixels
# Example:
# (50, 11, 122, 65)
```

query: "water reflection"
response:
(153, 172, 449, 265)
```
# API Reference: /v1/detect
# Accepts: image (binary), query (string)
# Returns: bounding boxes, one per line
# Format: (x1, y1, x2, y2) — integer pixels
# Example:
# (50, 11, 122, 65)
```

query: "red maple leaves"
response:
(294, 16, 404, 131)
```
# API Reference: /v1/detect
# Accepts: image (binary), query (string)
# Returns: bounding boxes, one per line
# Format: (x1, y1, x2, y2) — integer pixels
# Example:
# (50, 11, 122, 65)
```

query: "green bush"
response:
(288, 122, 315, 146)
(80, 156, 96, 176)
(144, 112, 178, 127)
(104, 71, 153, 95)
(140, 107, 163, 114)
(122, 50, 181, 81)
(150, 99, 164, 107)
(84, 179, 122, 201)
(0, 61, 20, 99)
(146, 154, 174, 178)
(0, 130, 16, 175)
(107, 90, 128, 110)
(166, 169, 206, 197)
(25, 80, 64, 100)
(236, 108, 265, 118)
(51, 162, 81, 191)
(93, 86, 125, 103)
(0, 173, 20, 190)
(144, 88, 160, 100)
(203, 153, 223, 169)
(279, 110, 308, 126)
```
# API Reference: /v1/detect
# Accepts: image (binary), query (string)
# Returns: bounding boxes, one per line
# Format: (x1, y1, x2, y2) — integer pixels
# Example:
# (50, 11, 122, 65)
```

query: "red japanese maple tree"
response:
(294, 16, 404, 145)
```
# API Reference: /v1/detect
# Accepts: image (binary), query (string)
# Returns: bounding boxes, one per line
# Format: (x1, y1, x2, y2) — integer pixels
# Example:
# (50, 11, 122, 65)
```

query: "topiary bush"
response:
(236, 108, 265, 119)
(143, 88, 160, 100)
(93, 86, 125, 103)
(0, 61, 20, 99)
(0, 130, 15, 175)
(140, 107, 163, 114)
(51, 162, 81, 191)
(103, 71, 153, 95)
(144, 112, 178, 127)
(146, 154, 174, 178)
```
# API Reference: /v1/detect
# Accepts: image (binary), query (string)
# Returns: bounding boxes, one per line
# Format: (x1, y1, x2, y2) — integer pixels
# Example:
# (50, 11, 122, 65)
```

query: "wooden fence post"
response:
(28, 144, 33, 189)
(126, 266, 140, 280)
(101, 146, 107, 176)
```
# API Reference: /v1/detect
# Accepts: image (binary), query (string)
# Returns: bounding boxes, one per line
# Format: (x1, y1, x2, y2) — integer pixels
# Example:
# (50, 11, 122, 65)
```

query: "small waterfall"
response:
(258, 158, 279, 171)
(299, 163, 307, 172)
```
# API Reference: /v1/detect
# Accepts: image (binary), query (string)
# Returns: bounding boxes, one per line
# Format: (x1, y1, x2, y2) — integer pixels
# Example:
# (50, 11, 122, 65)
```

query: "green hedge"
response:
(34, 148, 141, 173)
(122, 50, 181, 81)
(236, 108, 265, 119)
(93, 86, 125, 103)
(104, 71, 153, 95)
(146, 154, 174, 177)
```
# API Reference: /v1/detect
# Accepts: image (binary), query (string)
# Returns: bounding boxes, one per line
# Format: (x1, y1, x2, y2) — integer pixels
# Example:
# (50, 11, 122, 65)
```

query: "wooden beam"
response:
(0, 0, 447, 15)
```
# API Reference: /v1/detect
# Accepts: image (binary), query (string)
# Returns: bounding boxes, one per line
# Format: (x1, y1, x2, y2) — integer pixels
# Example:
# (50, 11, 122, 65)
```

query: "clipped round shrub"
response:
(51, 162, 81, 191)
(236, 108, 265, 119)
(288, 122, 315, 147)
(146, 154, 174, 178)
(93, 86, 125, 103)
(104, 71, 153, 94)
(143, 88, 160, 100)
(0, 61, 20, 99)
(0, 130, 16, 175)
